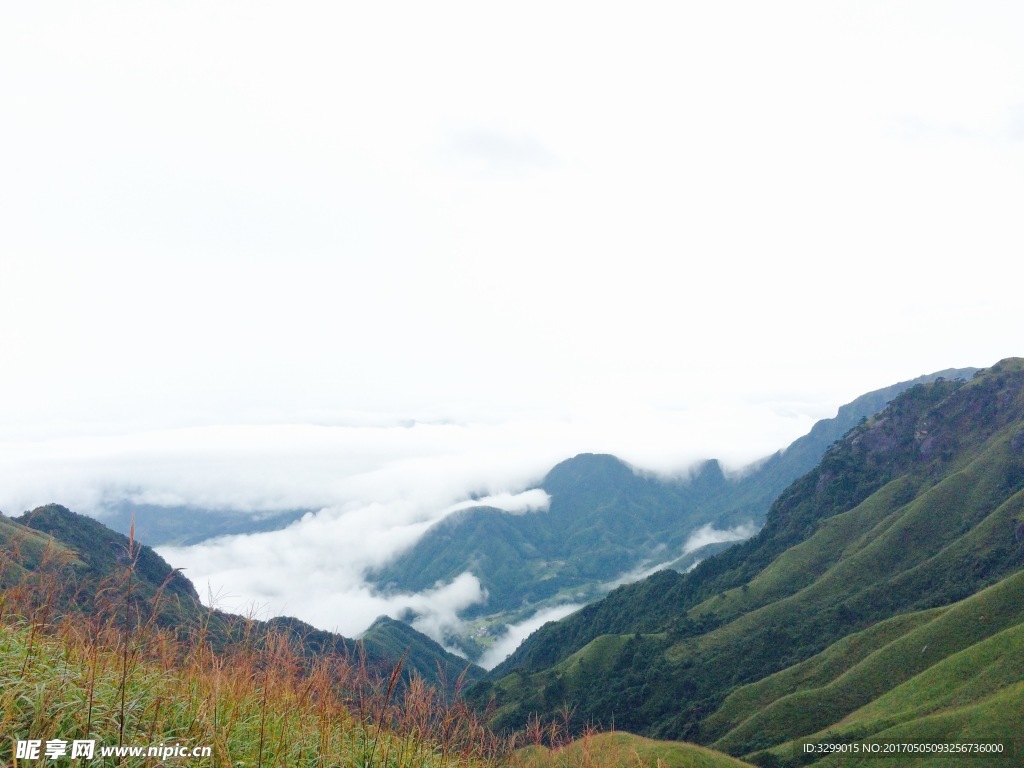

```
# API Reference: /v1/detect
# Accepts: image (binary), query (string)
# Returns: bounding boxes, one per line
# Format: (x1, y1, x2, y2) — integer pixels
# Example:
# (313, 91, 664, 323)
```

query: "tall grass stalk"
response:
(0, 525, 509, 768)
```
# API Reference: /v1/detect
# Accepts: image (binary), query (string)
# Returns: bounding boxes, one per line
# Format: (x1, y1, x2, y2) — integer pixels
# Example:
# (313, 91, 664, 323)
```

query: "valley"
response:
(467, 360, 1024, 765)
(370, 368, 976, 663)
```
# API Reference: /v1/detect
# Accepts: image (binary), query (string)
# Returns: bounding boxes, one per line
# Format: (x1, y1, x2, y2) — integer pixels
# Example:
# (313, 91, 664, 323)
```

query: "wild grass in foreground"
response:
(0, 516, 753, 768)
(0, 527, 500, 767)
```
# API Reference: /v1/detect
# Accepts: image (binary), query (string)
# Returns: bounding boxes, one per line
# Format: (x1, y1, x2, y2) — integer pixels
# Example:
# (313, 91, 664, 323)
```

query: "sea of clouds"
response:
(0, 402, 819, 663)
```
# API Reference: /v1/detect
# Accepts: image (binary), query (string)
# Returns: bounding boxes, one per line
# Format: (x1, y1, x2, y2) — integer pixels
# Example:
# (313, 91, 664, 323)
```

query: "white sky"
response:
(2, 2, 1023, 644)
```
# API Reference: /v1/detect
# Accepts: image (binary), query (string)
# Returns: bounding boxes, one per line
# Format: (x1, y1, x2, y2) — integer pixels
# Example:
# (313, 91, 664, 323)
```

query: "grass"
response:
(512, 732, 754, 768)
(709, 568, 1024, 756)
(703, 608, 941, 741)
(836, 623, 1024, 731)
(0, 515, 80, 587)
(0, 521, 501, 768)
(0, 615, 500, 767)
(0, 510, 754, 768)
(763, 681, 1024, 768)
(686, 477, 920, 623)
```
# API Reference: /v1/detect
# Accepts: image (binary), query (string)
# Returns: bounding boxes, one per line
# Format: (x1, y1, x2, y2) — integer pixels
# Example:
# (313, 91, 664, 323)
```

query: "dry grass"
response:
(0, 521, 504, 767)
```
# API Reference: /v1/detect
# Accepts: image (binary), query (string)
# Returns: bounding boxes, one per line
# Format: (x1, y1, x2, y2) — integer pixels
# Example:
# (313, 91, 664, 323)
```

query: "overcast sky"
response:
(2, 2, 1022, 647)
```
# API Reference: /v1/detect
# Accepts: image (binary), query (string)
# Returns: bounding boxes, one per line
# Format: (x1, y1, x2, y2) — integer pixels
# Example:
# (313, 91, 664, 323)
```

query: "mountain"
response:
(467, 359, 1024, 764)
(361, 615, 485, 691)
(371, 367, 975, 659)
(96, 501, 311, 547)
(10, 503, 207, 632)
(694, 367, 978, 523)
(3, 504, 482, 695)
(373, 454, 698, 617)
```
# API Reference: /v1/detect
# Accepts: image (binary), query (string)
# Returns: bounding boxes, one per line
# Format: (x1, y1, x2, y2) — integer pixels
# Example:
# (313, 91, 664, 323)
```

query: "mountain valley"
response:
(371, 368, 976, 662)
(465, 359, 1024, 765)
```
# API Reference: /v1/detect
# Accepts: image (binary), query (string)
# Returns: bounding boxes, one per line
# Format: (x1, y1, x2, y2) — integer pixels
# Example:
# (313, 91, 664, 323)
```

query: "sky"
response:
(2, 2, 1023, 655)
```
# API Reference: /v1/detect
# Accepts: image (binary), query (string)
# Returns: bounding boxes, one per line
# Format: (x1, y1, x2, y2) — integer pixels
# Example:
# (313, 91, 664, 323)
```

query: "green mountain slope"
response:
(372, 454, 699, 618)
(373, 369, 972, 658)
(97, 501, 311, 547)
(16, 503, 199, 605)
(515, 732, 756, 768)
(710, 569, 1024, 758)
(709, 367, 977, 523)
(3, 504, 481, 696)
(468, 359, 1024, 763)
(362, 615, 485, 691)
(0, 511, 83, 586)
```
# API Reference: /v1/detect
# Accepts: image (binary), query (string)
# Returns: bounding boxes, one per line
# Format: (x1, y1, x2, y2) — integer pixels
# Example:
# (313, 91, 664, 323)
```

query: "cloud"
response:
(599, 549, 673, 591)
(444, 488, 551, 516)
(0, 407, 814, 645)
(158, 508, 487, 639)
(0, 398, 823, 519)
(682, 523, 759, 556)
(444, 128, 558, 178)
(477, 603, 583, 670)
(406, 573, 488, 646)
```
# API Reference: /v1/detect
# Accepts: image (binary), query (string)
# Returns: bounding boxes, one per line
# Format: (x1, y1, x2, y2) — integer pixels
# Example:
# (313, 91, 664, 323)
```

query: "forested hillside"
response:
(3, 504, 482, 694)
(373, 369, 973, 659)
(469, 360, 1024, 765)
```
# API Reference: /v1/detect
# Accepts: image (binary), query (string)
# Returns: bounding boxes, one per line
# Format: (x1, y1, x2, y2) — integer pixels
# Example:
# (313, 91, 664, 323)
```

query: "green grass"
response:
(765, 681, 1024, 767)
(838, 623, 1024, 731)
(477, 364, 1024, 744)
(710, 569, 1024, 755)
(513, 732, 754, 768)
(0, 616, 497, 768)
(0, 513, 81, 587)
(0, 560, 503, 768)
(703, 608, 941, 741)
(691, 435, 1024, 651)
(687, 477, 920, 623)
(561, 635, 633, 678)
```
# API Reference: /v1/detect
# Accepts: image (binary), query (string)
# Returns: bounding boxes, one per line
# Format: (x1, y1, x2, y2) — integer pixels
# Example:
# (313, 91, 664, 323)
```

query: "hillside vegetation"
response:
(1, 502, 751, 767)
(470, 359, 1024, 765)
(98, 501, 310, 547)
(3, 504, 482, 696)
(515, 732, 754, 768)
(373, 369, 972, 658)
(0, 558, 498, 767)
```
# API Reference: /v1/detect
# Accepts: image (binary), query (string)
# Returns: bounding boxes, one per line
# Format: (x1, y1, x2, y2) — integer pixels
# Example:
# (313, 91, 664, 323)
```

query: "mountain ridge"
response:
(466, 359, 1024, 763)
(371, 367, 977, 660)
(4, 503, 484, 694)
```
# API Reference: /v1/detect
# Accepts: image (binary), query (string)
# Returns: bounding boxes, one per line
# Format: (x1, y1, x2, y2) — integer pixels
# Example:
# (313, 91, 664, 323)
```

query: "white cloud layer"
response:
(0, 408, 786, 638)
(444, 489, 552, 516)
(0, 409, 795, 649)
(0, 400, 826, 518)
(682, 523, 761, 556)
(477, 604, 584, 671)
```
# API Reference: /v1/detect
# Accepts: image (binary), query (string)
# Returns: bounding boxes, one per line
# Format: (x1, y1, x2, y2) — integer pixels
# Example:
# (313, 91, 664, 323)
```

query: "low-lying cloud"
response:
(0, 405, 811, 650)
(682, 522, 760, 555)
(477, 603, 583, 670)
(159, 509, 487, 640)
(444, 488, 551, 516)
